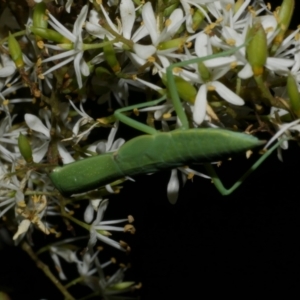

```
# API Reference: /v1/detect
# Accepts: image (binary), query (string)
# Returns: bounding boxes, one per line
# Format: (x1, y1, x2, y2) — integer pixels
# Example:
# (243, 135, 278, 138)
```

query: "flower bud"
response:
(33, 3, 48, 29)
(157, 37, 186, 51)
(234, 0, 245, 14)
(163, 3, 178, 17)
(272, 0, 294, 53)
(33, 2, 48, 41)
(287, 73, 300, 117)
(30, 27, 71, 43)
(108, 281, 135, 291)
(246, 23, 267, 76)
(8, 33, 24, 69)
(103, 37, 121, 73)
(197, 61, 211, 82)
(192, 8, 205, 31)
(18, 133, 33, 163)
(162, 74, 197, 104)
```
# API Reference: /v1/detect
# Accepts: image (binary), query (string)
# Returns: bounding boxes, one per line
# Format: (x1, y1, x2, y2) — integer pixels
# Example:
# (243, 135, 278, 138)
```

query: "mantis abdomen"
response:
(50, 128, 264, 195)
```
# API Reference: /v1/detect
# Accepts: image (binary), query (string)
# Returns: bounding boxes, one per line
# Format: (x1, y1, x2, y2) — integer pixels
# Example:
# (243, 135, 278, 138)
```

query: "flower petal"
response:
(131, 23, 149, 43)
(133, 44, 156, 59)
(65, 0, 73, 13)
(157, 8, 185, 44)
(120, 0, 135, 39)
(32, 141, 49, 163)
(0, 66, 15, 77)
(193, 84, 207, 125)
(142, 2, 158, 45)
(13, 219, 31, 240)
(100, 4, 118, 32)
(84, 202, 95, 223)
(48, 18, 75, 42)
(238, 62, 253, 79)
(85, 21, 110, 39)
(49, 251, 67, 280)
(72, 5, 88, 38)
(266, 57, 294, 73)
(80, 56, 90, 76)
(96, 141, 107, 154)
(25, 114, 50, 138)
(57, 142, 74, 164)
(212, 81, 245, 105)
(74, 52, 84, 88)
(167, 169, 180, 204)
(111, 138, 125, 151)
(195, 32, 211, 58)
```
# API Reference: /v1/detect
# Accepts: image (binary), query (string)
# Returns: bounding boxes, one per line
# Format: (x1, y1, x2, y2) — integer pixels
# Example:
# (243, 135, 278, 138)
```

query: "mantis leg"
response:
(205, 140, 284, 195)
(114, 95, 167, 135)
(165, 41, 284, 196)
(114, 40, 273, 196)
(115, 38, 250, 134)
(115, 43, 248, 134)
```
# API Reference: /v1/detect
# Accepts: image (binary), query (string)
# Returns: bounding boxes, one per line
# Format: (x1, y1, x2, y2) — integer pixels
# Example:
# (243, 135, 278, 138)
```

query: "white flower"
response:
(86, 0, 147, 45)
(134, 3, 185, 64)
(94, 121, 125, 154)
(42, 5, 89, 88)
(0, 53, 16, 78)
(89, 199, 134, 251)
(50, 246, 78, 280)
(166, 166, 211, 204)
(82, 121, 126, 223)
(167, 168, 181, 204)
(264, 117, 300, 161)
(65, 0, 73, 13)
(179, 32, 245, 125)
(0, 111, 26, 163)
(236, 19, 294, 79)
(63, 99, 96, 144)
(95, 264, 136, 297)
(13, 195, 50, 241)
(25, 109, 73, 163)
(0, 164, 24, 218)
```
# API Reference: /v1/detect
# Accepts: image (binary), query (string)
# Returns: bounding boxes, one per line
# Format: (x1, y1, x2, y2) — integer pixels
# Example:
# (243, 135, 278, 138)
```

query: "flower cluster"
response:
(0, 0, 299, 298)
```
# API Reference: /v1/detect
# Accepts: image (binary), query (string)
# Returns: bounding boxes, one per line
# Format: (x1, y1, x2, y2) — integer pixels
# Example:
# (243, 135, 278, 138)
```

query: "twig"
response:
(21, 241, 75, 300)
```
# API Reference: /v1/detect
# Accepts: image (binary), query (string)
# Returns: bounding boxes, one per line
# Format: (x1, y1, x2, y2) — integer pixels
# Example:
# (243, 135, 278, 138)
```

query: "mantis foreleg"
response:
(205, 139, 284, 195)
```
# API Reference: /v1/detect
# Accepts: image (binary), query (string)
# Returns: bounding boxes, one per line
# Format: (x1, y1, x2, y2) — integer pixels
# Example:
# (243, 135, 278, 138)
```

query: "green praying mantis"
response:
(50, 43, 282, 197)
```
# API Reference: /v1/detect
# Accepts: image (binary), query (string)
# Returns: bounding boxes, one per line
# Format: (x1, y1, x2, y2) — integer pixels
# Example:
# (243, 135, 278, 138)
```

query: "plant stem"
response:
(21, 241, 75, 300)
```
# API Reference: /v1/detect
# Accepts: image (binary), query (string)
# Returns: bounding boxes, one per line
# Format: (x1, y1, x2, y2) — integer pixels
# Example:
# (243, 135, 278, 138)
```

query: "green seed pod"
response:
(234, 0, 245, 14)
(197, 61, 211, 82)
(30, 27, 71, 43)
(272, 0, 294, 52)
(287, 73, 300, 117)
(33, 2, 48, 29)
(164, 3, 178, 17)
(157, 37, 186, 51)
(246, 23, 267, 76)
(33, 2, 48, 41)
(8, 33, 24, 69)
(103, 37, 121, 73)
(18, 133, 33, 163)
(192, 8, 205, 31)
(175, 76, 197, 104)
(107, 281, 135, 291)
(162, 74, 197, 104)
